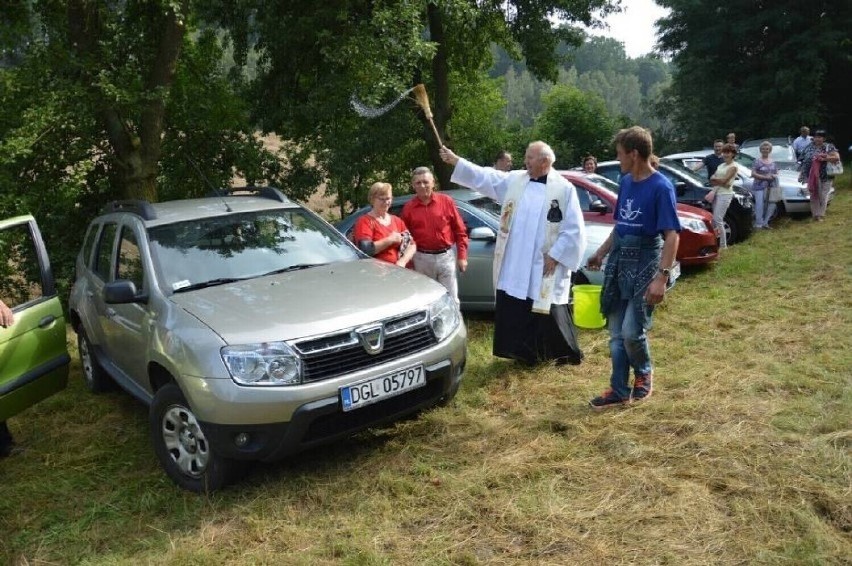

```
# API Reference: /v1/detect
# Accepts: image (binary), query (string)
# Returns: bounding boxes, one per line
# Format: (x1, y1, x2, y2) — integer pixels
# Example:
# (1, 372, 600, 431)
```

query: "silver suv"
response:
(69, 188, 466, 492)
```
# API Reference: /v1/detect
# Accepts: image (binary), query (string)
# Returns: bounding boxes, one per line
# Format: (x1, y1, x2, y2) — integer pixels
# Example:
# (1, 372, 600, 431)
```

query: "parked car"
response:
(739, 140, 799, 172)
(335, 188, 613, 312)
(563, 171, 718, 265)
(1, 215, 70, 431)
(68, 188, 467, 492)
(665, 150, 819, 215)
(595, 160, 755, 245)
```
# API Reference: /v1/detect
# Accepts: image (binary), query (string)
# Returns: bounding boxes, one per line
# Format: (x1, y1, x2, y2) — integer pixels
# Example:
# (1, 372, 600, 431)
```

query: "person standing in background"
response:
(799, 130, 840, 222)
(696, 140, 725, 178)
(792, 126, 812, 165)
(726, 132, 739, 150)
(750, 141, 779, 229)
(494, 151, 513, 172)
(708, 143, 739, 249)
(400, 167, 469, 303)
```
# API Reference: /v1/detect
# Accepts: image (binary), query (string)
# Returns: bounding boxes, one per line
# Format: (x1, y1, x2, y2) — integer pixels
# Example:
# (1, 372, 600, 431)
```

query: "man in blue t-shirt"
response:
(586, 126, 681, 409)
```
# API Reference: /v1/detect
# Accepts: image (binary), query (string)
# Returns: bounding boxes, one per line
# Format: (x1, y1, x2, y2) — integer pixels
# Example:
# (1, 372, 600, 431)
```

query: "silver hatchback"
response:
(69, 188, 466, 492)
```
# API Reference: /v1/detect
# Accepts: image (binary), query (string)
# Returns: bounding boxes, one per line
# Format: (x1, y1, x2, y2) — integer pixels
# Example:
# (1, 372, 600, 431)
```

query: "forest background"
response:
(1, 0, 850, 298)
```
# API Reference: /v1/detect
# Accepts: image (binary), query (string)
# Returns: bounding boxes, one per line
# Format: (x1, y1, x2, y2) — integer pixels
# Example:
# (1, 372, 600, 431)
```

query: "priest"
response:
(439, 142, 587, 365)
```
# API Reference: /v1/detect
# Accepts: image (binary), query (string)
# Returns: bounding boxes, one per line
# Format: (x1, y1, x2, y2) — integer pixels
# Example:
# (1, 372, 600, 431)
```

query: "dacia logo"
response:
(355, 324, 384, 355)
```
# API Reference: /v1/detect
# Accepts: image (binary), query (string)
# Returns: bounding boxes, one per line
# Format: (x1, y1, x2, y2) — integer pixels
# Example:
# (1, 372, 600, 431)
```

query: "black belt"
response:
(419, 247, 451, 255)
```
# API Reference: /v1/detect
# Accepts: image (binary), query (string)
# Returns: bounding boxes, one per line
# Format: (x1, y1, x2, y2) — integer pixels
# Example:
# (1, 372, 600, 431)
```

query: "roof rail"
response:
(102, 200, 157, 220)
(204, 186, 289, 203)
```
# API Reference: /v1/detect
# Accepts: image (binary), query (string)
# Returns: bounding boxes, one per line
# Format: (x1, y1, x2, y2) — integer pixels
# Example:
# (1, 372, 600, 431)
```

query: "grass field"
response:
(2, 178, 850, 565)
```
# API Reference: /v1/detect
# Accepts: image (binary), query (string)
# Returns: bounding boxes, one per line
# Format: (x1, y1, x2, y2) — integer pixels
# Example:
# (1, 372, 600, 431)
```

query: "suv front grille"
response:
(294, 311, 438, 382)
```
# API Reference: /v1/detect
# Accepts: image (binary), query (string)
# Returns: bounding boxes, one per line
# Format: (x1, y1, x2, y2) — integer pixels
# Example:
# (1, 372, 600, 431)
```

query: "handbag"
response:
(704, 189, 716, 204)
(767, 178, 782, 203)
(826, 160, 843, 177)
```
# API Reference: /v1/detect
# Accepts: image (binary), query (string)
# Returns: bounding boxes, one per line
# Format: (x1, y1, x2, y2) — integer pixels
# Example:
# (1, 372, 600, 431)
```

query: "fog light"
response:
(234, 432, 251, 447)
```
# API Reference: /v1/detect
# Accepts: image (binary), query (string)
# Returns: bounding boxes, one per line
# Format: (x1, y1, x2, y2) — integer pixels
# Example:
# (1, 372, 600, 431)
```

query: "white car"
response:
(664, 150, 829, 215)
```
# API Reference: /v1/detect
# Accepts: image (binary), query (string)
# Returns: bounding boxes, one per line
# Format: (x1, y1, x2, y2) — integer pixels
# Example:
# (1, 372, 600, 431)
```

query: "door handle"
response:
(38, 315, 57, 328)
(106, 308, 116, 318)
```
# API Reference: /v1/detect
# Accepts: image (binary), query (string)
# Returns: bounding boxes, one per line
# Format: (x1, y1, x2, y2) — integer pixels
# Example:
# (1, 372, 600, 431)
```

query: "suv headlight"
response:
(679, 217, 709, 233)
(221, 342, 302, 386)
(429, 293, 460, 342)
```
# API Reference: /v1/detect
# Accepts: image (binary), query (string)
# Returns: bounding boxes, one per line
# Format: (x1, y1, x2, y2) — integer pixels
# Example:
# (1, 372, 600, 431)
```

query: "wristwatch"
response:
(658, 267, 671, 278)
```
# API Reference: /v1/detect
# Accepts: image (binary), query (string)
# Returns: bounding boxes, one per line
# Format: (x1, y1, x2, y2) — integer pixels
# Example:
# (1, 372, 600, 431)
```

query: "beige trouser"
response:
(809, 179, 832, 218)
(412, 249, 458, 304)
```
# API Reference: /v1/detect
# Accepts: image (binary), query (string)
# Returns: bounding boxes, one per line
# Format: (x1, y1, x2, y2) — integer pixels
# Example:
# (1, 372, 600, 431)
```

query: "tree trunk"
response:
(424, 2, 453, 190)
(67, 0, 187, 202)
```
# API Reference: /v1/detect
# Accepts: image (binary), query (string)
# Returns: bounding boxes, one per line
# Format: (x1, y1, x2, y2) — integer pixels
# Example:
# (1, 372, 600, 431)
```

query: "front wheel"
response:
(723, 213, 738, 244)
(150, 383, 240, 493)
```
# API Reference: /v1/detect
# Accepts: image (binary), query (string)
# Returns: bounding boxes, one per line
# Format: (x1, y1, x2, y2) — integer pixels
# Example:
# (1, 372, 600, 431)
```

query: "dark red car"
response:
(562, 171, 719, 266)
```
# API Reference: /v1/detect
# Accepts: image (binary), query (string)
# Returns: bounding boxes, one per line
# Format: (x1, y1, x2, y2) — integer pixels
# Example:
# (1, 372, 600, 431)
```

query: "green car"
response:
(0, 215, 70, 425)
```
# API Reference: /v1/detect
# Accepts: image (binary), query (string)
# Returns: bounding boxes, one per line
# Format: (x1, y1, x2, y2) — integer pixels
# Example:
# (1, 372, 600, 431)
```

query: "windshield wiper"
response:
(260, 263, 326, 277)
(173, 277, 248, 293)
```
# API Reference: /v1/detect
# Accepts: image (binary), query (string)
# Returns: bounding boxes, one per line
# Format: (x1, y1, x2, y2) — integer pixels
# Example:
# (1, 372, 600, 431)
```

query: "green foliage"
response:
(0, 2, 284, 298)
(533, 84, 616, 167)
(497, 36, 672, 147)
(656, 0, 852, 146)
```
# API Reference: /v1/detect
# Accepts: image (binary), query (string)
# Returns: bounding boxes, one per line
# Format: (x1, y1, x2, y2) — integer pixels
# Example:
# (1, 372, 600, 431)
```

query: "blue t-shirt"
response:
(615, 171, 681, 237)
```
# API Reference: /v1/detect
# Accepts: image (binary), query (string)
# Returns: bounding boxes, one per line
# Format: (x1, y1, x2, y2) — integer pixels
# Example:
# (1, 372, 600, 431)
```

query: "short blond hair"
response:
(368, 182, 393, 201)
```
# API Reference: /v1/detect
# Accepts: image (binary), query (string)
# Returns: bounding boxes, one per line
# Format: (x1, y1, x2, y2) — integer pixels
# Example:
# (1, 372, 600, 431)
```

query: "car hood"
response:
(169, 260, 447, 344)
(675, 203, 711, 221)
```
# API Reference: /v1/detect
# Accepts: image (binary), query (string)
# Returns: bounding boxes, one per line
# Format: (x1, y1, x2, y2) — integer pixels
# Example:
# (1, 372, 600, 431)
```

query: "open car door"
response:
(0, 215, 70, 421)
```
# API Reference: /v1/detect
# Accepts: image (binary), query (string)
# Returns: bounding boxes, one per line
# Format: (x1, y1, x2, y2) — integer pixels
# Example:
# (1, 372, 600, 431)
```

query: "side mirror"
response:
(589, 200, 609, 214)
(469, 226, 497, 241)
(104, 280, 147, 304)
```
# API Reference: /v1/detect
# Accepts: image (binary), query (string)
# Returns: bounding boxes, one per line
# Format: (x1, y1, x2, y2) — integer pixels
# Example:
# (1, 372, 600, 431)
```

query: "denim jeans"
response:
(607, 296, 652, 399)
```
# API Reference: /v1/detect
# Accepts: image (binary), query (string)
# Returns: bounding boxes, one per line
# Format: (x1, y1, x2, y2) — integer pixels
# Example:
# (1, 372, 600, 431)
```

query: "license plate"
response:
(340, 365, 425, 412)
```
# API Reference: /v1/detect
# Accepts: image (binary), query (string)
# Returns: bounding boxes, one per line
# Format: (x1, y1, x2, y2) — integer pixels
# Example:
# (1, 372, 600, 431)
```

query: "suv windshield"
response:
(149, 209, 359, 292)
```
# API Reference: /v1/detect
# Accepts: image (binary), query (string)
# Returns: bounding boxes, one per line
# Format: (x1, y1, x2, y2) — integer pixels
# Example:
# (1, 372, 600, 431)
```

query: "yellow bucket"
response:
(573, 285, 606, 329)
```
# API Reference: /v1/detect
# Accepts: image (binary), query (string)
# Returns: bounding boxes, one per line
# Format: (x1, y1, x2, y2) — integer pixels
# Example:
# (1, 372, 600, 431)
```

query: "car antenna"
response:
(186, 153, 232, 212)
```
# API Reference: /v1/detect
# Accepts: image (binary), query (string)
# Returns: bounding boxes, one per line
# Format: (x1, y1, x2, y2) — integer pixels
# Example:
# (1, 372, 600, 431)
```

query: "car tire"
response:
(78, 329, 112, 393)
(723, 212, 738, 244)
(150, 383, 241, 493)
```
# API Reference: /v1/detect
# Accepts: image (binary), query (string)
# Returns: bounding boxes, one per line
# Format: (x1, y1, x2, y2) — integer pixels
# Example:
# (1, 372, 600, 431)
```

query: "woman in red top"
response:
(353, 182, 416, 267)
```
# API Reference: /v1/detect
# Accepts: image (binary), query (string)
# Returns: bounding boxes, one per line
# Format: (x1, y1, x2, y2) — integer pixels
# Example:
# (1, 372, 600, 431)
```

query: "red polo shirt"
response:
(401, 192, 469, 260)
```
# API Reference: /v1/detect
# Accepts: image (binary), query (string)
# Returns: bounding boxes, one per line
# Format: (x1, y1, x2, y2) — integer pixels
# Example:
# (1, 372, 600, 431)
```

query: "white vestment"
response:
(450, 158, 586, 305)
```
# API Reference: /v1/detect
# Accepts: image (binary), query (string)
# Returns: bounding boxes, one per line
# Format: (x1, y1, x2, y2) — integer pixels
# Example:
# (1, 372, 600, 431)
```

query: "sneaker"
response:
(632, 374, 653, 401)
(589, 389, 630, 410)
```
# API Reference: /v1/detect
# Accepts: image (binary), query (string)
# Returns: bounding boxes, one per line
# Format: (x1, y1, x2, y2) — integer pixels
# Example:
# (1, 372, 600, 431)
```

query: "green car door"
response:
(0, 215, 70, 421)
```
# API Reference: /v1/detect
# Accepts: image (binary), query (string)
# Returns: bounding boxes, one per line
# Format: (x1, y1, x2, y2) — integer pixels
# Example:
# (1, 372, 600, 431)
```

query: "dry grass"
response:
(1, 179, 850, 565)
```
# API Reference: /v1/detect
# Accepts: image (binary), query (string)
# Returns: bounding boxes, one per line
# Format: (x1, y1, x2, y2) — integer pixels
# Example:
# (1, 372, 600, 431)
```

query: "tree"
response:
(0, 2, 281, 294)
(533, 84, 616, 168)
(656, 0, 852, 147)
(210, 0, 619, 198)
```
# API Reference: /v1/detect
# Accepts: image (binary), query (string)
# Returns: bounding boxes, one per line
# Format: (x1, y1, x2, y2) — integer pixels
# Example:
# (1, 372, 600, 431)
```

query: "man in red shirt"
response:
(401, 167, 469, 304)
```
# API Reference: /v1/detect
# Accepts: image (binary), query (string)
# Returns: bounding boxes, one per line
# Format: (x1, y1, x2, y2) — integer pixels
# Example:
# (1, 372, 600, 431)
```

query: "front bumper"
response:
(197, 354, 465, 461)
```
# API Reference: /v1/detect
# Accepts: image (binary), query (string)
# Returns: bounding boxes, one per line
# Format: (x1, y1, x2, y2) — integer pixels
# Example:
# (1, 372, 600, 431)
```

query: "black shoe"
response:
(589, 389, 630, 410)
